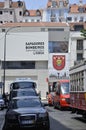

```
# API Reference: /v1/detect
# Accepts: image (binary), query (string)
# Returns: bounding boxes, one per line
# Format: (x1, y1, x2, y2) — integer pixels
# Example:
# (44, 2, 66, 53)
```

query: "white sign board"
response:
(0, 32, 48, 61)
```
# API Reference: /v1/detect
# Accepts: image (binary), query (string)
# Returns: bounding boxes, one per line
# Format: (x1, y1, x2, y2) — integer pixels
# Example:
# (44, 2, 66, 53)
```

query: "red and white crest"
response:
(53, 55, 65, 70)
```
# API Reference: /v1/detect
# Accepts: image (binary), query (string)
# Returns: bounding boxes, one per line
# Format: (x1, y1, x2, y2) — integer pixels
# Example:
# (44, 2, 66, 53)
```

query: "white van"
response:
(10, 78, 37, 91)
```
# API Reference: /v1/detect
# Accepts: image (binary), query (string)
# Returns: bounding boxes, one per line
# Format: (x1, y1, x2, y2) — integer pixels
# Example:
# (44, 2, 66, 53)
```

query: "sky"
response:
(20, 0, 86, 9)
(1, 0, 86, 9)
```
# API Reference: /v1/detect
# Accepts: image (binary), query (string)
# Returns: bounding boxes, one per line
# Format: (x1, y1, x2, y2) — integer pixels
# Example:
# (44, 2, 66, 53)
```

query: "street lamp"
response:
(3, 26, 20, 94)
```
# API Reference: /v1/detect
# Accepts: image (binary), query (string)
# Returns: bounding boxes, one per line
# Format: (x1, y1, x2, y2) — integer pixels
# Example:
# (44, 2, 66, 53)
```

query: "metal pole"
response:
(3, 26, 20, 94)
(3, 31, 6, 94)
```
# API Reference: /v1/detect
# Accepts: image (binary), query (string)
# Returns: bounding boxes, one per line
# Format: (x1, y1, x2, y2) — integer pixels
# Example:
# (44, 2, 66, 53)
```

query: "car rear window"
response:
(12, 98, 41, 109)
(10, 82, 36, 90)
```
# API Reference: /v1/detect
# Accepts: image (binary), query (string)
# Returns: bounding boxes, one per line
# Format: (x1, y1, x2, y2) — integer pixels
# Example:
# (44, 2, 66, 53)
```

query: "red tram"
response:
(69, 60, 86, 117)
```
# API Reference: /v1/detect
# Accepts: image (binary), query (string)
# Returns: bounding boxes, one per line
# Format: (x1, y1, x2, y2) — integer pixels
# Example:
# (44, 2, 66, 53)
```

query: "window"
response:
(74, 25, 84, 31)
(4, 11, 8, 13)
(41, 28, 45, 32)
(77, 53, 83, 61)
(37, 19, 40, 22)
(48, 28, 64, 31)
(0, 11, 2, 14)
(0, 21, 3, 23)
(78, 7, 84, 13)
(49, 41, 68, 53)
(25, 19, 28, 22)
(52, 1, 57, 7)
(77, 40, 83, 50)
(2, 29, 5, 32)
(31, 19, 34, 22)
(67, 17, 72, 21)
(74, 17, 77, 22)
(59, 1, 63, 7)
(79, 17, 83, 22)
(36, 10, 41, 16)
(18, 1, 23, 7)
(19, 11, 22, 16)
(51, 18, 56, 22)
(2, 61, 35, 69)
(10, 11, 12, 15)
(24, 11, 30, 16)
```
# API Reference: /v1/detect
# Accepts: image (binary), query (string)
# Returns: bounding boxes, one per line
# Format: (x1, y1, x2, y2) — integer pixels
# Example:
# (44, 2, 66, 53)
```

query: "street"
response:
(48, 106, 86, 130)
(0, 109, 6, 130)
(0, 106, 86, 130)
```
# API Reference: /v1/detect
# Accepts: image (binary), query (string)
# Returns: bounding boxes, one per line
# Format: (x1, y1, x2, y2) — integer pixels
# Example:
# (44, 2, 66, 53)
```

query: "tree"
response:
(80, 29, 86, 39)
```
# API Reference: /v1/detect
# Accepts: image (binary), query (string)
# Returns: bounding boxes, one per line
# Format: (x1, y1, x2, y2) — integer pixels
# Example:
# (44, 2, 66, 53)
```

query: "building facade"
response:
(0, 0, 26, 24)
(0, 22, 69, 98)
(69, 22, 86, 67)
(0, 0, 86, 98)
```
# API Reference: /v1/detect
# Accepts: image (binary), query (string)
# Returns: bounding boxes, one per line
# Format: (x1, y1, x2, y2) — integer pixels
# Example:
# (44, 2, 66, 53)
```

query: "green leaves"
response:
(80, 29, 86, 39)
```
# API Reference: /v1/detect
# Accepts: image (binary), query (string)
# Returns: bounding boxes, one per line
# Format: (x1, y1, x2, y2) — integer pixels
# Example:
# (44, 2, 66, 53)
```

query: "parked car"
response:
(3, 96, 50, 130)
(0, 94, 5, 110)
(9, 88, 38, 100)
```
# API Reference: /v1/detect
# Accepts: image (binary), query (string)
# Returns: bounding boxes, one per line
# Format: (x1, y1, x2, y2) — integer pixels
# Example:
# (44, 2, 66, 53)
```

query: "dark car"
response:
(3, 96, 50, 130)
(9, 88, 38, 100)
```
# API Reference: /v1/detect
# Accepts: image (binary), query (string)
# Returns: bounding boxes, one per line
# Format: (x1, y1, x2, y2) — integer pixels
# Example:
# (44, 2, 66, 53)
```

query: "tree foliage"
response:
(80, 29, 86, 39)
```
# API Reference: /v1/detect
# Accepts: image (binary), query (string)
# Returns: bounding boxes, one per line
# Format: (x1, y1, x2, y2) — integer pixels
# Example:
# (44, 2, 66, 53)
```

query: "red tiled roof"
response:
(23, 9, 43, 17)
(0, 22, 69, 28)
(69, 4, 86, 13)
(0, 2, 4, 8)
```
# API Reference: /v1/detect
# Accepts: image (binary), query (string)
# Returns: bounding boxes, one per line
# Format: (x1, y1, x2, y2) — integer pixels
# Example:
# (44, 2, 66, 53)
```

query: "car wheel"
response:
(58, 102, 63, 111)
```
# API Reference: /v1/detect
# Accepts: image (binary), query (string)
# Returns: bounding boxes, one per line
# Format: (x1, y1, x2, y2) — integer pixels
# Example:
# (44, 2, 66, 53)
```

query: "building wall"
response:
(0, 23, 70, 98)
(0, 9, 15, 23)
(0, 0, 26, 23)
(69, 31, 86, 67)
(0, 30, 48, 99)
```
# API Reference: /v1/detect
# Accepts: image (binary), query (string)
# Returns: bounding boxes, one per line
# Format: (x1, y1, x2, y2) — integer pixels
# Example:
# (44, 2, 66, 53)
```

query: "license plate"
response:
(21, 120, 35, 125)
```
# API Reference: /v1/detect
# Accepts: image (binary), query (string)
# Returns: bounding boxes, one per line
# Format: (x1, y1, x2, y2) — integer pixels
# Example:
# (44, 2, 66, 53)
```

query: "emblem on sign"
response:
(53, 55, 65, 70)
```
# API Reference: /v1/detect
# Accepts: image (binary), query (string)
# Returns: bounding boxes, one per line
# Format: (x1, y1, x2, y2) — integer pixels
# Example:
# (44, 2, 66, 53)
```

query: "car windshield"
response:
(0, 95, 2, 99)
(11, 82, 36, 89)
(11, 89, 37, 98)
(12, 98, 42, 109)
(61, 82, 69, 94)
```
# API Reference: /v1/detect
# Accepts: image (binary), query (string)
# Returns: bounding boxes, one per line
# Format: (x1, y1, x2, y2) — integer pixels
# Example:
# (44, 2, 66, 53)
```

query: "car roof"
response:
(11, 88, 36, 92)
(11, 78, 36, 84)
(12, 96, 39, 100)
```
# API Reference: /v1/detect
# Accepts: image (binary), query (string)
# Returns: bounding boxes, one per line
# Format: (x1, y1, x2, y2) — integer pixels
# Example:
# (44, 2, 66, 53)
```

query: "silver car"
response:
(0, 95, 5, 110)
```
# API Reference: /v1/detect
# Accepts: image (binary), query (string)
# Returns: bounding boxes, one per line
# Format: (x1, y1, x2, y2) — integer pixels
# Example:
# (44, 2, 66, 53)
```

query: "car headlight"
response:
(38, 112, 48, 118)
(61, 98, 66, 101)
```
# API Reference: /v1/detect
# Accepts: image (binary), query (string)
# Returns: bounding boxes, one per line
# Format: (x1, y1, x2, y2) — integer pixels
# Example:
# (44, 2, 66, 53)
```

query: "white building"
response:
(66, 0, 86, 23)
(0, 0, 26, 24)
(0, 22, 69, 98)
(69, 22, 86, 67)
